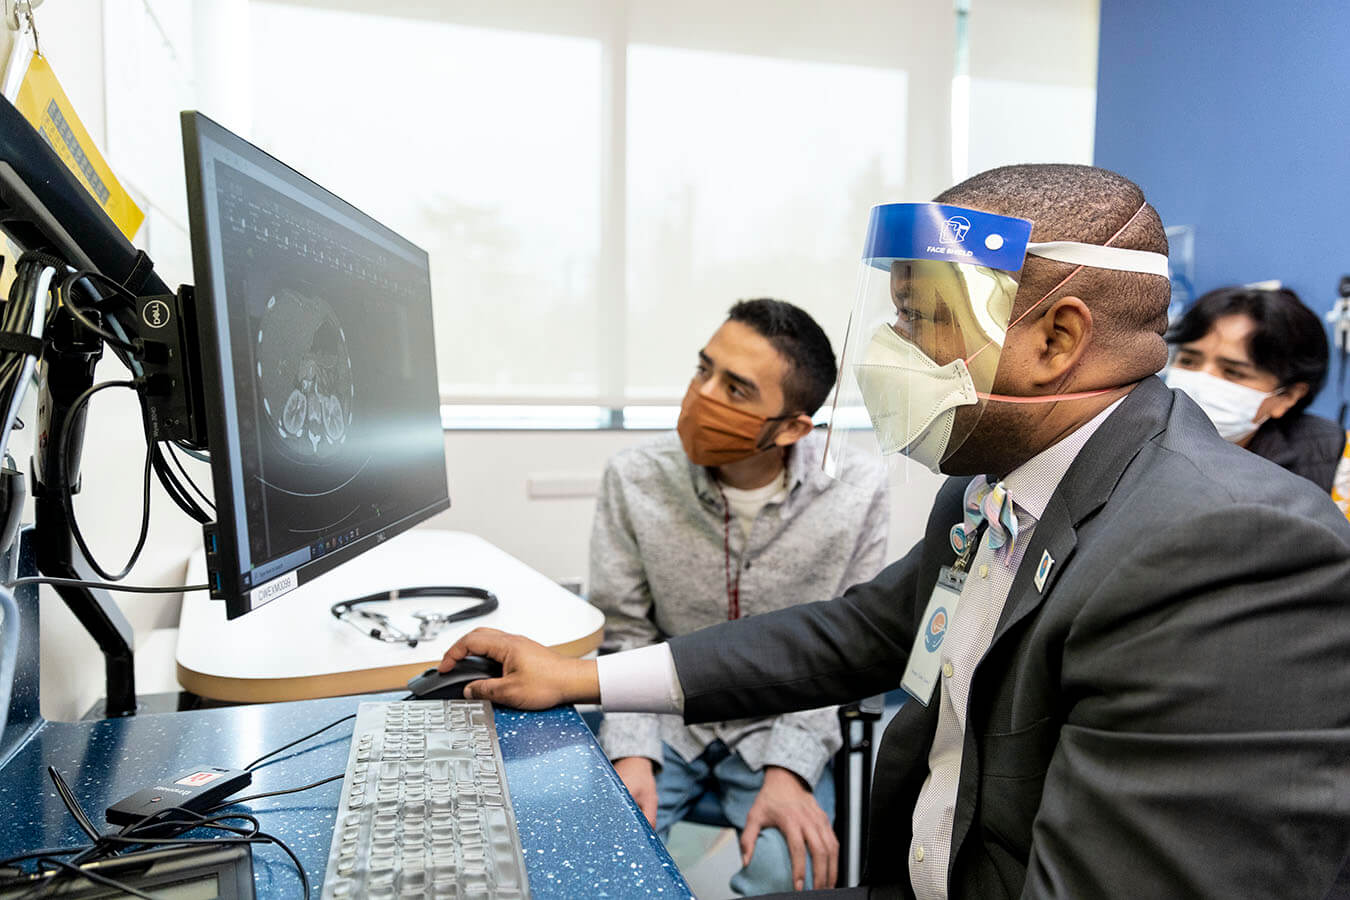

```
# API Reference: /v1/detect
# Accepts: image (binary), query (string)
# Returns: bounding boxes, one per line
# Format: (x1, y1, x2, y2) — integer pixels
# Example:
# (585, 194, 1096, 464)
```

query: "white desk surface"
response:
(178, 530, 604, 703)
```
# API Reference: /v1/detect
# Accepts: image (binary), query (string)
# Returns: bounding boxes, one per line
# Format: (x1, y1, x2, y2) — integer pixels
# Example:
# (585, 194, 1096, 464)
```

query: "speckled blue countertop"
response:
(0, 694, 693, 898)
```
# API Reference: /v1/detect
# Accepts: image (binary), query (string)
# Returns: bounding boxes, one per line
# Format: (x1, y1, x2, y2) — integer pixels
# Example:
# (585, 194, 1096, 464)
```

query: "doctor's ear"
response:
(1031, 296, 1093, 382)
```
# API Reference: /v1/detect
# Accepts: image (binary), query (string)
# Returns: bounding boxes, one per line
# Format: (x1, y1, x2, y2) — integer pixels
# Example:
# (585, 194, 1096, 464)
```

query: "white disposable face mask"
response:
(1164, 366, 1273, 442)
(853, 324, 978, 472)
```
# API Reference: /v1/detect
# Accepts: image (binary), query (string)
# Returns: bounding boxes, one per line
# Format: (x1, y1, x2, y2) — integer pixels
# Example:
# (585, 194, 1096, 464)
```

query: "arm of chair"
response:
(838, 694, 884, 722)
(833, 694, 884, 888)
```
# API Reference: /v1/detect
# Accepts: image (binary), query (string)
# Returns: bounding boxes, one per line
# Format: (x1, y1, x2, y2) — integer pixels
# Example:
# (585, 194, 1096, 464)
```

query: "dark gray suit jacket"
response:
(668, 376, 1350, 899)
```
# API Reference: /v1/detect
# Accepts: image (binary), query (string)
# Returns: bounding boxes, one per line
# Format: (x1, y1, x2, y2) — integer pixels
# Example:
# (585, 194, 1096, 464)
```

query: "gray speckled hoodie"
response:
(590, 429, 889, 786)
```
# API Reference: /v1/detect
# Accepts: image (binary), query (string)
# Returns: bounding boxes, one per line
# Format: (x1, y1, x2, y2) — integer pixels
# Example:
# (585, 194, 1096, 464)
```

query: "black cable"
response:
(15, 770, 158, 900)
(29, 857, 158, 900)
(208, 773, 346, 812)
(121, 348, 213, 525)
(254, 830, 310, 899)
(12, 771, 314, 900)
(0, 847, 82, 870)
(55, 272, 139, 354)
(54, 772, 125, 870)
(48, 768, 100, 842)
(7, 264, 211, 543)
(13, 720, 329, 895)
(100, 809, 311, 900)
(150, 442, 211, 524)
(54, 288, 210, 532)
(4, 576, 210, 593)
(158, 453, 209, 522)
(13, 250, 68, 273)
(0, 263, 37, 436)
(57, 380, 154, 581)
(165, 442, 215, 511)
(243, 714, 356, 772)
(174, 441, 210, 462)
(163, 441, 214, 515)
(63, 268, 144, 305)
(112, 809, 262, 845)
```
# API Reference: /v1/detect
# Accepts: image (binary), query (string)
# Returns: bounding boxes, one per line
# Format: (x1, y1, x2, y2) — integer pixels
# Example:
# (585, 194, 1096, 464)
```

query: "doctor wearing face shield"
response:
(824, 200, 1161, 485)
(439, 164, 1350, 900)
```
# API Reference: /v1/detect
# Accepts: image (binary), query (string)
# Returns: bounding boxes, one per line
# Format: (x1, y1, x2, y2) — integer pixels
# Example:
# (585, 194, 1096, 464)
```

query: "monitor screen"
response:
(182, 112, 449, 619)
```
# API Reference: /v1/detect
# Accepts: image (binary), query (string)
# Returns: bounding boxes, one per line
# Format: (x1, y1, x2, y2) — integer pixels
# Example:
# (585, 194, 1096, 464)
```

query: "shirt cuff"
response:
(596, 643, 684, 714)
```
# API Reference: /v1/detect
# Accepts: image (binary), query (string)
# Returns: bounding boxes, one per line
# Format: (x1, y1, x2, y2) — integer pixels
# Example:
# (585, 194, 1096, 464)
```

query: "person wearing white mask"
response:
(1164, 285, 1345, 490)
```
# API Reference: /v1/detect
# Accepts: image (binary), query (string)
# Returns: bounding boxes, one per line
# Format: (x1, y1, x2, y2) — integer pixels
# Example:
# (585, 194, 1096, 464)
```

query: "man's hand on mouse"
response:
(438, 627, 600, 708)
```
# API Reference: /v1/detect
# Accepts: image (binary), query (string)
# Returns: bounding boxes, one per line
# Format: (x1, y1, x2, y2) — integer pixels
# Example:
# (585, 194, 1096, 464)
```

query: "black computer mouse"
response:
(406, 655, 503, 700)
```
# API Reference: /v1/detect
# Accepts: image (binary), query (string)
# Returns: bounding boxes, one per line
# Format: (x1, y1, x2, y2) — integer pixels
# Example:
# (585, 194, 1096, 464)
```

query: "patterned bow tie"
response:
(952, 477, 1020, 555)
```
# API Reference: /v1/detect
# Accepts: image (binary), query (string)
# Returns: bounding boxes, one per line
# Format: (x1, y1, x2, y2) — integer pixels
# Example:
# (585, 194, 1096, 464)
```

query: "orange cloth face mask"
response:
(677, 382, 794, 467)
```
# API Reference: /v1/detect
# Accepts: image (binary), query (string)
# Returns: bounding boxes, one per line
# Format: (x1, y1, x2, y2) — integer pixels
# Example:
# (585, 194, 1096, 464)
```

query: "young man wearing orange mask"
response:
(588, 298, 889, 895)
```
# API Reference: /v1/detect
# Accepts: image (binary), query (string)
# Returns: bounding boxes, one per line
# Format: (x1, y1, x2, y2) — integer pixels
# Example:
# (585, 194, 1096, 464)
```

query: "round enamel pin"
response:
(950, 523, 969, 555)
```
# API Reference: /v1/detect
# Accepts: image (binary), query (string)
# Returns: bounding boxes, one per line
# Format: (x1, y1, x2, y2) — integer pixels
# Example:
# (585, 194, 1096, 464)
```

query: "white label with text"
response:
(251, 571, 298, 608)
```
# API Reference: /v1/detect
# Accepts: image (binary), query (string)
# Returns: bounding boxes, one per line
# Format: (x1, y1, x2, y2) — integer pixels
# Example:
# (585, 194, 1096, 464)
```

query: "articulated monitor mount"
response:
(0, 95, 206, 716)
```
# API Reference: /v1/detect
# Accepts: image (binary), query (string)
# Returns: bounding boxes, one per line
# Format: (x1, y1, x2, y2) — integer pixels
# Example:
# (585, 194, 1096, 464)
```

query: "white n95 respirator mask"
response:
(853, 323, 978, 470)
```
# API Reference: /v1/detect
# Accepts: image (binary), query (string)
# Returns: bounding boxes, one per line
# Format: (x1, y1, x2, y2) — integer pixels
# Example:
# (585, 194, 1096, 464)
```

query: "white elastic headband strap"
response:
(1026, 241, 1170, 278)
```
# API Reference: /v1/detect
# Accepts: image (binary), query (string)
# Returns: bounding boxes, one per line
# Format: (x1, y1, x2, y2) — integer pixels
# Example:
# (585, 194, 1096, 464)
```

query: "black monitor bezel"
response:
(181, 111, 450, 619)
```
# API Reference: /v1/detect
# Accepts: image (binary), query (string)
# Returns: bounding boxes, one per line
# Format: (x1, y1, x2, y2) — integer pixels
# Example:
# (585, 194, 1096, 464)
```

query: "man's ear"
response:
(773, 413, 816, 446)
(1031, 296, 1093, 387)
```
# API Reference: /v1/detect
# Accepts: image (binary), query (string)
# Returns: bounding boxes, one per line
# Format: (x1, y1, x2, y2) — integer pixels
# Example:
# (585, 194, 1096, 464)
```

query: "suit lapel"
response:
(944, 377, 1175, 872)
(991, 495, 1077, 645)
(992, 376, 1174, 643)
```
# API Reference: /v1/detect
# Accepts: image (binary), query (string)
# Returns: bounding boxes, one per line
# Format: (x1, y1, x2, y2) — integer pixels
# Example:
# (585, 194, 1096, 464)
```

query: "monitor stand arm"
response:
(31, 305, 137, 717)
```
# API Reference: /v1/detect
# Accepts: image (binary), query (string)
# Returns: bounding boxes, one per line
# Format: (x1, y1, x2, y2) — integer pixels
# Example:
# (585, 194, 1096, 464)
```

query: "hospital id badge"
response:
(900, 566, 964, 706)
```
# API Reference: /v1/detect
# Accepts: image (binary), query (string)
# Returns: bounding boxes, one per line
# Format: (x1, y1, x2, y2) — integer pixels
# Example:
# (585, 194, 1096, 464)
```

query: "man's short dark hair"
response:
(1166, 286, 1329, 414)
(727, 298, 837, 416)
(936, 164, 1172, 343)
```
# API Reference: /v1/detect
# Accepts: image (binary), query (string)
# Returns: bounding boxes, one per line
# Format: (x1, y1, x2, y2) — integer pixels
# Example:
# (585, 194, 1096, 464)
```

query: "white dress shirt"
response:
(596, 400, 1123, 898)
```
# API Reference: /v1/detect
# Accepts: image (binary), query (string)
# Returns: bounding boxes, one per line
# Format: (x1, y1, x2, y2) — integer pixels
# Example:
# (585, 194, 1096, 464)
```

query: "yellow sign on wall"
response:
(8, 52, 144, 240)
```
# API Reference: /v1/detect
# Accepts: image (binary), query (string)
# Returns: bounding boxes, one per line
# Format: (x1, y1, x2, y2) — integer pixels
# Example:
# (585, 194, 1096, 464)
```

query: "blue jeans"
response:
(654, 741, 836, 896)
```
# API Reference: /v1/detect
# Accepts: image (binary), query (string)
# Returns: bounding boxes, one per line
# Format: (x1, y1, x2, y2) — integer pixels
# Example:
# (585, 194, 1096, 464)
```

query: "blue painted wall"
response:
(1094, 0, 1350, 419)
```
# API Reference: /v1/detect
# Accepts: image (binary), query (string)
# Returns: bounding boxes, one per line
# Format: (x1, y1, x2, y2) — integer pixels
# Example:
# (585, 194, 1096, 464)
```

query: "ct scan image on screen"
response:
(210, 154, 447, 592)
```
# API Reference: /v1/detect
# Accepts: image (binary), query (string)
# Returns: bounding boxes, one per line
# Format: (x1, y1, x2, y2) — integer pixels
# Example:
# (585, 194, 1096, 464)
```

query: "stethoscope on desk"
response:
(330, 586, 498, 648)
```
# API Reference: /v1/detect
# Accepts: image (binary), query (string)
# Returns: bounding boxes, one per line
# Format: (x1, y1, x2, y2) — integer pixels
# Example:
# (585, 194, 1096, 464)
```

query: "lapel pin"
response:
(1034, 550, 1054, 592)
(950, 523, 969, 555)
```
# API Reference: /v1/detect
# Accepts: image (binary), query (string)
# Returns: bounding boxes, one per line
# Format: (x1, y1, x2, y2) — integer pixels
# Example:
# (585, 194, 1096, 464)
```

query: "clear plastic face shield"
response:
(824, 204, 1032, 479)
(823, 202, 1173, 481)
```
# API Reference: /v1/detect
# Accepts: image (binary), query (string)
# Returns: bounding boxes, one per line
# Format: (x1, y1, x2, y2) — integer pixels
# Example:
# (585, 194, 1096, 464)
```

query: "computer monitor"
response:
(182, 112, 450, 619)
